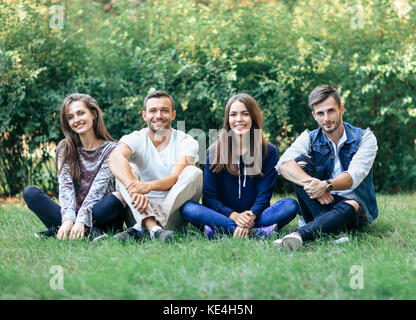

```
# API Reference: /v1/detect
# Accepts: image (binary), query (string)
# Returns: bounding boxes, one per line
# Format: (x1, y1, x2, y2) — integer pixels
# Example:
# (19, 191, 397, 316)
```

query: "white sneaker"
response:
(273, 238, 283, 247)
(281, 233, 303, 251)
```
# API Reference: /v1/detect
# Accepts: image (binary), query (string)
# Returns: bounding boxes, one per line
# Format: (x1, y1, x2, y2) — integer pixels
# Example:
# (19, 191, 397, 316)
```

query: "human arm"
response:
(126, 155, 195, 194)
(201, 150, 235, 217)
(56, 149, 76, 239)
(303, 129, 377, 199)
(75, 148, 116, 229)
(108, 142, 149, 213)
(249, 145, 278, 217)
(277, 132, 334, 204)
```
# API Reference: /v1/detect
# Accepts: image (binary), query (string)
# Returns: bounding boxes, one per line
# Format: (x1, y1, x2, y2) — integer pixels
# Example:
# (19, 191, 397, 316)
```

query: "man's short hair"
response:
(308, 85, 341, 110)
(143, 90, 174, 110)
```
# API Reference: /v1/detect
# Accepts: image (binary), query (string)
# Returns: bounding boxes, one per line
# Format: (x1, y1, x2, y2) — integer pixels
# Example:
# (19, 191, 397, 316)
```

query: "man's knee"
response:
(344, 200, 360, 213)
(294, 154, 316, 176)
(179, 165, 203, 183)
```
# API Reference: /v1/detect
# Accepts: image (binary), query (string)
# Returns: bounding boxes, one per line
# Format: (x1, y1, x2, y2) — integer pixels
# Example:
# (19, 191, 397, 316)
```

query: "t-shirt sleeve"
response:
(119, 131, 143, 164)
(177, 135, 199, 164)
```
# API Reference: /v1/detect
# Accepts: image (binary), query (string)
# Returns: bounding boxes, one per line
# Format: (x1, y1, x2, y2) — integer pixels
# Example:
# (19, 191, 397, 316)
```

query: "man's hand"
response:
(126, 180, 152, 195)
(69, 222, 85, 240)
(316, 192, 334, 205)
(57, 219, 74, 240)
(303, 178, 328, 199)
(233, 226, 249, 238)
(130, 192, 149, 214)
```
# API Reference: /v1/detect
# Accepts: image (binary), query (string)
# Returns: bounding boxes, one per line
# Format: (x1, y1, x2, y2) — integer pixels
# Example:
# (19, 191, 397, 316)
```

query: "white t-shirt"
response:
(119, 128, 199, 199)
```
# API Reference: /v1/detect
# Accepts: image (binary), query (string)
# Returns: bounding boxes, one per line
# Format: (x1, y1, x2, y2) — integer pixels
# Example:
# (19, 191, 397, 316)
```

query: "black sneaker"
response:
(34, 226, 58, 239)
(113, 227, 145, 242)
(151, 229, 174, 242)
(86, 227, 108, 242)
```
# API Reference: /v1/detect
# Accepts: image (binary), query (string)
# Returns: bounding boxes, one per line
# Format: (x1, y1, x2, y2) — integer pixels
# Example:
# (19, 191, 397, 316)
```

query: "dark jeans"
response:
(181, 198, 299, 235)
(23, 185, 126, 232)
(292, 155, 368, 242)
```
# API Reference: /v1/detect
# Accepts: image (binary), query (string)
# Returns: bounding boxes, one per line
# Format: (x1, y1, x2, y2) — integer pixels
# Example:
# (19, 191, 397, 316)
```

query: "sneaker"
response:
(151, 229, 174, 242)
(204, 225, 217, 240)
(251, 223, 278, 239)
(34, 226, 58, 239)
(113, 227, 145, 242)
(273, 238, 283, 247)
(281, 233, 303, 251)
(86, 227, 108, 242)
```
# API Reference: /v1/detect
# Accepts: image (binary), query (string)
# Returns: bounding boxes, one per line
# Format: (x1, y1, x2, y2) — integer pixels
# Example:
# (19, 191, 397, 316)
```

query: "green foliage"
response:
(1, 0, 415, 195)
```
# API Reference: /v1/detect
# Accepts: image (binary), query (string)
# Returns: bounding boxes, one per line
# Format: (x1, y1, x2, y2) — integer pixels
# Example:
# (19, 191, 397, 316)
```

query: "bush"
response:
(1, 0, 415, 196)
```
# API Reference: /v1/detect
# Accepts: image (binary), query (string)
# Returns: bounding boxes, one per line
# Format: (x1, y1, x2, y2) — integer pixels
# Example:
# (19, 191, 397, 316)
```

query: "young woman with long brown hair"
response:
(181, 93, 299, 239)
(23, 93, 126, 240)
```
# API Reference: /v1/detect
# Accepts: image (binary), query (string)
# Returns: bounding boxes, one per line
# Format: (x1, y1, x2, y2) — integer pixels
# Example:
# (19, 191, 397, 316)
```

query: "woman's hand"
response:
(233, 226, 249, 238)
(57, 219, 74, 240)
(69, 222, 85, 240)
(229, 212, 240, 222)
(237, 211, 256, 228)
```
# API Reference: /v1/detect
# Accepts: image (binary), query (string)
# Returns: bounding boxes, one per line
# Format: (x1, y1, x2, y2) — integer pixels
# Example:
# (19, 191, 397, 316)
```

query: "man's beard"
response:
(321, 118, 341, 133)
(148, 120, 170, 134)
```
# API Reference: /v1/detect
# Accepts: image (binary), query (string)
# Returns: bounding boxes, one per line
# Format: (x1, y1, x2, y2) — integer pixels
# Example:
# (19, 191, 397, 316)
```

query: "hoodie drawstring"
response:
(238, 162, 247, 199)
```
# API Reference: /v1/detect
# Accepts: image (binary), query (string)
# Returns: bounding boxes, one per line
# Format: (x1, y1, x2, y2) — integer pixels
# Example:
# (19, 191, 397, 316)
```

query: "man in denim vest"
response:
(274, 84, 378, 251)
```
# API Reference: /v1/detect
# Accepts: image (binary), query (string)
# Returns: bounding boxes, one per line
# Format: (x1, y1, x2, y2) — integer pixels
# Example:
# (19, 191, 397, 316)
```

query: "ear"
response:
(142, 110, 147, 121)
(340, 104, 345, 116)
(312, 110, 317, 121)
(172, 109, 176, 121)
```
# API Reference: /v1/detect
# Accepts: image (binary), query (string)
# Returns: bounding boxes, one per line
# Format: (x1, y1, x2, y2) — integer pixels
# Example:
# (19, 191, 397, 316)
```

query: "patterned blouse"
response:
(57, 141, 117, 227)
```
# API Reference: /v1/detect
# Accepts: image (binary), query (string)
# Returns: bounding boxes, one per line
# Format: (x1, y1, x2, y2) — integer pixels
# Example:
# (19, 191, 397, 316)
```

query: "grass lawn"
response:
(0, 193, 415, 300)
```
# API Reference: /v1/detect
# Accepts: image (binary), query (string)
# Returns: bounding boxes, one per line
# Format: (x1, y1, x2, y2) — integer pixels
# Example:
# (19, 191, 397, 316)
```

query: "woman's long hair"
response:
(55, 93, 115, 182)
(209, 93, 268, 176)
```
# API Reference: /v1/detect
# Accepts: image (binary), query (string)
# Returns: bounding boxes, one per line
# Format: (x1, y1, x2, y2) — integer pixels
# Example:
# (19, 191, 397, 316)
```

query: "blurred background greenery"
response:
(1, 0, 415, 196)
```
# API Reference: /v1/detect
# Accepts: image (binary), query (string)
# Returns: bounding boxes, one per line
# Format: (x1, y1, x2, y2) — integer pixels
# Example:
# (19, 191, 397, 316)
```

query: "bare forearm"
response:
(108, 153, 135, 187)
(147, 174, 179, 191)
(329, 172, 353, 190)
(279, 160, 311, 186)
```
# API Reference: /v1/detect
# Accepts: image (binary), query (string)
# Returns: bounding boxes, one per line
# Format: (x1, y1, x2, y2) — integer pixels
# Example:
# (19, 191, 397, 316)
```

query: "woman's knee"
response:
(22, 185, 41, 203)
(283, 198, 300, 217)
(181, 200, 200, 220)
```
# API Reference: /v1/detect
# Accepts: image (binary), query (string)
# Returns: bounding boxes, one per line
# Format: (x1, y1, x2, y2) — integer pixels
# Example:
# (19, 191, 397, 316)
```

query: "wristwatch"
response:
(325, 180, 333, 192)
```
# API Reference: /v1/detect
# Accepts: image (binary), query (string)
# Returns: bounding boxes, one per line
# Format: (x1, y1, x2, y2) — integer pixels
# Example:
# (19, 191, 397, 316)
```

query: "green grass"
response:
(1, 194, 415, 300)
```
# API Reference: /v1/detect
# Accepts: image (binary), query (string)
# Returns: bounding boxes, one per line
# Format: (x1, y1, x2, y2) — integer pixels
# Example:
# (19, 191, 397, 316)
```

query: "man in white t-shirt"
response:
(108, 90, 203, 241)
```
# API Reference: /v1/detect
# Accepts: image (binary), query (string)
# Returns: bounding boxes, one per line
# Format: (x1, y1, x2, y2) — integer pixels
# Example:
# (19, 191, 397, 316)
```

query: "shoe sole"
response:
(273, 239, 283, 247)
(92, 234, 108, 242)
(282, 236, 302, 251)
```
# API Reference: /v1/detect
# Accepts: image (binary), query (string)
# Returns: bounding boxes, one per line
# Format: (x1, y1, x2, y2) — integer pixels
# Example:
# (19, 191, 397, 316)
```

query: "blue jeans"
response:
(292, 155, 368, 241)
(181, 198, 299, 234)
(23, 185, 126, 232)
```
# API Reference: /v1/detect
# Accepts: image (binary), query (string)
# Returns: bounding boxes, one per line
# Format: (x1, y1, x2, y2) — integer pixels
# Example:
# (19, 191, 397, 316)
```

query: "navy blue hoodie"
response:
(202, 143, 278, 218)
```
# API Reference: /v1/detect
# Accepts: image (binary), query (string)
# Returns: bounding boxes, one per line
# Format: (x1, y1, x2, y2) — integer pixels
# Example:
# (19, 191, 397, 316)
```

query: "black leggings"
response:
(23, 185, 126, 232)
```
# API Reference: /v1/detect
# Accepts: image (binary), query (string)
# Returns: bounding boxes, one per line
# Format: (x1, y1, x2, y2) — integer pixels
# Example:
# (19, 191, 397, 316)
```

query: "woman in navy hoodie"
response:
(181, 93, 299, 239)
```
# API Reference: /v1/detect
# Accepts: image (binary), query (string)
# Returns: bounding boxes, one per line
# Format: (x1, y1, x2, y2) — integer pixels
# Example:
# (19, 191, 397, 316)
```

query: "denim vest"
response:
(308, 122, 379, 223)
